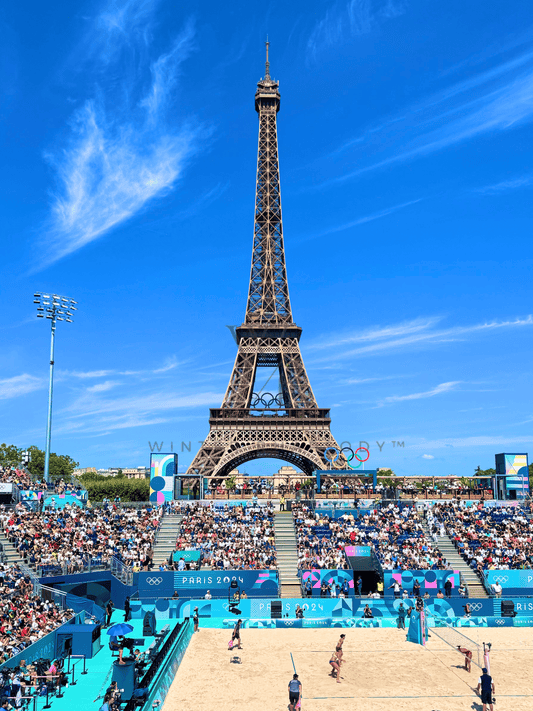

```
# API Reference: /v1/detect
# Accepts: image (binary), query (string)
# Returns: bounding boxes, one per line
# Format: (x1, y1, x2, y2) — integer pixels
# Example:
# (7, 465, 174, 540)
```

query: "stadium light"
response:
(34, 292, 78, 483)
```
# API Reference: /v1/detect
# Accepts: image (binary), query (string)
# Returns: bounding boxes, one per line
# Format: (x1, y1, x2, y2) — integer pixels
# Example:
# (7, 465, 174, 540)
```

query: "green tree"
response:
(474, 466, 495, 477)
(26, 445, 79, 480)
(84, 478, 149, 502)
(0, 443, 22, 468)
(116, 469, 125, 478)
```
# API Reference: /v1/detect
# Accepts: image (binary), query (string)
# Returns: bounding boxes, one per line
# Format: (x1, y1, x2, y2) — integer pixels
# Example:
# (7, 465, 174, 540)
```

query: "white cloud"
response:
(310, 314, 533, 361)
(63, 390, 224, 419)
(153, 356, 180, 373)
(307, 0, 405, 61)
(422, 454, 435, 460)
(86, 380, 118, 393)
(474, 174, 533, 194)
(381, 381, 460, 405)
(295, 199, 422, 244)
(410, 435, 533, 449)
(322, 45, 533, 187)
(38, 13, 203, 269)
(64, 369, 115, 379)
(0, 374, 45, 400)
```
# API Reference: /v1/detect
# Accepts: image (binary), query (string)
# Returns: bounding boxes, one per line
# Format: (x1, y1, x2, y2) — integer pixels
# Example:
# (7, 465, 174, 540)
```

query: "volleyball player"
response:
(329, 651, 342, 683)
(457, 645, 472, 672)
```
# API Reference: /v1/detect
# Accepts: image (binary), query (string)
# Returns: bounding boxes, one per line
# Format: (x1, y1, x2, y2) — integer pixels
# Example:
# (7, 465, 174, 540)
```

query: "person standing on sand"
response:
(477, 668, 495, 711)
(335, 634, 345, 660)
(329, 651, 343, 683)
(288, 674, 302, 710)
(193, 607, 199, 633)
(232, 619, 242, 649)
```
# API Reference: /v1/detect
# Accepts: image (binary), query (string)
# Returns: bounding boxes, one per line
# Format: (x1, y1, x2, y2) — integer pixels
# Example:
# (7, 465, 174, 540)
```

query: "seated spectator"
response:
(0, 503, 162, 574)
(293, 502, 445, 572)
(0, 566, 73, 664)
(174, 503, 277, 571)
(429, 500, 533, 585)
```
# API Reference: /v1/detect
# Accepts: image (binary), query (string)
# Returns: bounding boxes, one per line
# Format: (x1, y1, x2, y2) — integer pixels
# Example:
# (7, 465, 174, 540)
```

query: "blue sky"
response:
(1, 0, 533, 476)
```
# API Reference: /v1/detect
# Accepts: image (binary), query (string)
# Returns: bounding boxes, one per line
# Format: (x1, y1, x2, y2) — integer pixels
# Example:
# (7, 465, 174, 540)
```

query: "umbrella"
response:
(106, 623, 134, 636)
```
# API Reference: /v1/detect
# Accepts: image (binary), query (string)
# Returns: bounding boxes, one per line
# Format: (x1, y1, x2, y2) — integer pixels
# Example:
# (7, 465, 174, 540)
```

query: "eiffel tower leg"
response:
(223, 348, 258, 409)
(280, 346, 317, 409)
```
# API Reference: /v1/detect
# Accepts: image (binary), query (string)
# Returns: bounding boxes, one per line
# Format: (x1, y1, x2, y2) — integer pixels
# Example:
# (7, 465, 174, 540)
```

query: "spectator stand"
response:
(428, 500, 533, 590)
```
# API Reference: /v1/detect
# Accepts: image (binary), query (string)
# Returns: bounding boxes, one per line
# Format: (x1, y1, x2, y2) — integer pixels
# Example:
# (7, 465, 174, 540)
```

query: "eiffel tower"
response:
(187, 44, 344, 480)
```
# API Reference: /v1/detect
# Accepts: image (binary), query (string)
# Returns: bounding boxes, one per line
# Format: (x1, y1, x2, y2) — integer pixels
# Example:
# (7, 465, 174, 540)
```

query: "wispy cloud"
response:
(38, 5, 204, 269)
(474, 174, 533, 194)
(153, 356, 180, 373)
(410, 435, 533, 449)
(86, 380, 118, 393)
(380, 381, 460, 405)
(321, 44, 533, 187)
(294, 199, 421, 244)
(422, 454, 434, 459)
(309, 314, 533, 360)
(307, 0, 406, 62)
(0, 374, 45, 400)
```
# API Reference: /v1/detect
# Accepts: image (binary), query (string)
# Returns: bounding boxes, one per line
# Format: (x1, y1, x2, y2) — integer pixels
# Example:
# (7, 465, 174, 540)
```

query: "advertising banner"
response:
(384, 570, 461, 596)
(138, 570, 279, 598)
(485, 570, 533, 596)
(0, 483, 13, 493)
(149, 453, 177, 504)
(301, 569, 355, 596)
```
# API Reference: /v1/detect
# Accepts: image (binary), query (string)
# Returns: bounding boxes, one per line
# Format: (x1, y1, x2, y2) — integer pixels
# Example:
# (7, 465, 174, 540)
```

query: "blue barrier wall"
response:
(138, 570, 279, 598)
(384, 570, 461, 596)
(40, 570, 137, 609)
(130, 596, 507, 621)
(485, 570, 533, 596)
(129, 596, 533, 628)
(143, 620, 193, 711)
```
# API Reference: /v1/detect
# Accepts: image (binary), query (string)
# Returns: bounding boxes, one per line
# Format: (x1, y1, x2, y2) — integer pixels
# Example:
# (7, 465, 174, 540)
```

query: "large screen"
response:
(496, 452, 530, 497)
(149, 453, 177, 503)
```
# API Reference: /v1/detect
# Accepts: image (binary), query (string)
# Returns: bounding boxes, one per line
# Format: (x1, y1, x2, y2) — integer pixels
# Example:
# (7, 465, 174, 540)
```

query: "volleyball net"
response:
(431, 621, 487, 669)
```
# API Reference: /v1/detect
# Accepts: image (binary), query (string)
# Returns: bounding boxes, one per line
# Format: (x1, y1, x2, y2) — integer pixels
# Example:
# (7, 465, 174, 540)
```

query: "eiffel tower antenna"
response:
(265, 37, 270, 79)
(187, 45, 344, 480)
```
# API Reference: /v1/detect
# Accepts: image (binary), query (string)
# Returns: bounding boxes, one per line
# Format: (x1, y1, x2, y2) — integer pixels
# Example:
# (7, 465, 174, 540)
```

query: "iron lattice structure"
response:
(187, 45, 344, 479)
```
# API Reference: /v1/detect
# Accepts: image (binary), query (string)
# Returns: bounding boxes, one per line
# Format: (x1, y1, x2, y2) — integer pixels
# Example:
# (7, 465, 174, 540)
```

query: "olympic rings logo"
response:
(250, 392, 284, 408)
(495, 619, 505, 625)
(324, 446, 370, 470)
(469, 603, 482, 612)
(146, 577, 163, 585)
(493, 576, 508, 584)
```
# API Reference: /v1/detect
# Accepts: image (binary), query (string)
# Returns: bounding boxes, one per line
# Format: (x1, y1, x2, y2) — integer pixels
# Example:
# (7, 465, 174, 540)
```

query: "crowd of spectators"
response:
(0, 563, 74, 665)
(175, 502, 277, 570)
(0, 467, 31, 487)
(0, 502, 161, 574)
(428, 501, 533, 575)
(293, 502, 449, 571)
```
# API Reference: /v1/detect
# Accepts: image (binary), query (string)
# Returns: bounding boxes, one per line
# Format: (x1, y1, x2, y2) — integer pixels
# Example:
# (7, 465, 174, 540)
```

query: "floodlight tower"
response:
(34, 293, 77, 483)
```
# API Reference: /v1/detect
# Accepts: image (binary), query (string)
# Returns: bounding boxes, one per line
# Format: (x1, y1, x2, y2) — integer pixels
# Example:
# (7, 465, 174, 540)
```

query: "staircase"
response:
(421, 520, 489, 598)
(0, 528, 27, 568)
(274, 511, 301, 598)
(152, 513, 181, 568)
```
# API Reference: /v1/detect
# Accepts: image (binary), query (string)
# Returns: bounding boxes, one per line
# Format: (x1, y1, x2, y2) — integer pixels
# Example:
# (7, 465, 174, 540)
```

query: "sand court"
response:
(163, 627, 533, 711)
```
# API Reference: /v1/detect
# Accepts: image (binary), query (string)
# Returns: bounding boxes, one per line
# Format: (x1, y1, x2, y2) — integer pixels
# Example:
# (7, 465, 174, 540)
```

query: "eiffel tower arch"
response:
(187, 44, 345, 480)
